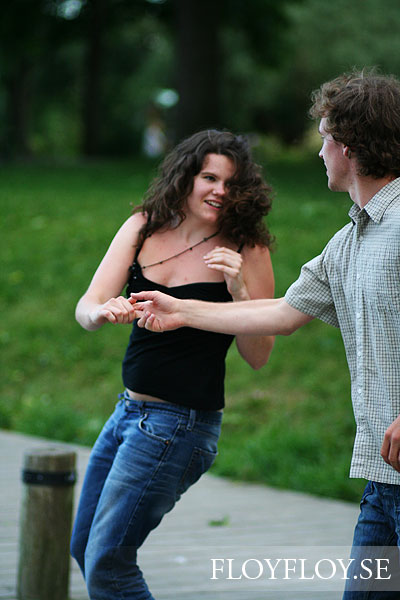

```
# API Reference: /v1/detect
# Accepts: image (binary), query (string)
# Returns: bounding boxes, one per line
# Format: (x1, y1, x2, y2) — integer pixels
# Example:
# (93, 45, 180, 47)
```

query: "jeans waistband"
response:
(119, 390, 223, 428)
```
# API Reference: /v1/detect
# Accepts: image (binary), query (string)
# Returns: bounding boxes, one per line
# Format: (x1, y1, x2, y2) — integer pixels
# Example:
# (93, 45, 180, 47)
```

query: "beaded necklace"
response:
(141, 230, 219, 270)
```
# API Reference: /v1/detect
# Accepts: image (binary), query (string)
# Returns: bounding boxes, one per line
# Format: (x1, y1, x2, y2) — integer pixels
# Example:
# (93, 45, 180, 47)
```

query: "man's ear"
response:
(343, 146, 352, 159)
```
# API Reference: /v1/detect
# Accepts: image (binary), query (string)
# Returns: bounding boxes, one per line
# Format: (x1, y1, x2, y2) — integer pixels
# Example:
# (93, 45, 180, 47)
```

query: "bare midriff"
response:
(126, 388, 169, 403)
(125, 388, 223, 412)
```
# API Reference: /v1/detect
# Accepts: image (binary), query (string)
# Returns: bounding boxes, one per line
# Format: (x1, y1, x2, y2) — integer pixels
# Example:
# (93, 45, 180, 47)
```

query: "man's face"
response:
(318, 118, 349, 192)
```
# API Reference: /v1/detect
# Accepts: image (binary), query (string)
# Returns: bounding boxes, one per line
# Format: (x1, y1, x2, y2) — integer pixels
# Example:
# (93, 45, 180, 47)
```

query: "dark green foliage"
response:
(3, 0, 400, 155)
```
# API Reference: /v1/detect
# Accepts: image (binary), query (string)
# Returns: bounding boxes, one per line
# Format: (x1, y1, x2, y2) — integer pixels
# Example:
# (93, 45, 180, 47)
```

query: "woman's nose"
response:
(213, 182, 225, 196)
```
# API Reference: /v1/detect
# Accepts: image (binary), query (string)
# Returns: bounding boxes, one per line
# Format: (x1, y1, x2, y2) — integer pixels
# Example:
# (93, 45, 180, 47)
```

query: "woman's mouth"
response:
(205, 199, 222, 209)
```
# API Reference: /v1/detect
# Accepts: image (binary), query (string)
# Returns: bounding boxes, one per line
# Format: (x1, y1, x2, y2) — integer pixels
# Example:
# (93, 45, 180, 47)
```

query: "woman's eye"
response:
(204, 174, 216, 181)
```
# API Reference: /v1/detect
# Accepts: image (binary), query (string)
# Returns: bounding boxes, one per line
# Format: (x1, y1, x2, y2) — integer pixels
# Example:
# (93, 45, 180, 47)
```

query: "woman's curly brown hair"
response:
(134, 129, 274, 249)
(310, 69, 400, 179)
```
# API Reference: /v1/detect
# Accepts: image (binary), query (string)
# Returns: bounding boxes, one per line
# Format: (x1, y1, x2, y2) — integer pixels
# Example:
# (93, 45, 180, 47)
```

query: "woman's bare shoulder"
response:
(123, 211, 147, 232)
(103, 212, 148, 253)
(241, 243, 271, 261)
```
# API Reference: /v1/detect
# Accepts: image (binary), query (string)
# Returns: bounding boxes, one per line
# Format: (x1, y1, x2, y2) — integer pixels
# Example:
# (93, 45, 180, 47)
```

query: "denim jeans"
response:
(343, 481, 400, 600)
(70, 391, 222, 600)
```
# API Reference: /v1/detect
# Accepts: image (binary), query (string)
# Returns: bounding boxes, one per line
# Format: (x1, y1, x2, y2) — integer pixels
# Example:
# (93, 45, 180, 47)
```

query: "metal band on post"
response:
(22, 469, 76, 486)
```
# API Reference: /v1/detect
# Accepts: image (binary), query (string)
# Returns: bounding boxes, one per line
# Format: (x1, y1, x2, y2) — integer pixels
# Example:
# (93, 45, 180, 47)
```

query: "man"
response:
(131, 70, 400, 598)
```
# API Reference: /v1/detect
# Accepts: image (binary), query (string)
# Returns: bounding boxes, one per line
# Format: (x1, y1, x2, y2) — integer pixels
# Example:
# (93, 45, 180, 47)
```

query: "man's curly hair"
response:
(134, 129, 274, 249)
(310, 69, 400, 179)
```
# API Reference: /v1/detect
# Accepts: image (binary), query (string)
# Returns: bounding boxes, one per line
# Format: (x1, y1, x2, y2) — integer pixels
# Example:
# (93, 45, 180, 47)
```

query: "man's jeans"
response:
(343, 481, 400, 599)
(70, 392, 222, 599)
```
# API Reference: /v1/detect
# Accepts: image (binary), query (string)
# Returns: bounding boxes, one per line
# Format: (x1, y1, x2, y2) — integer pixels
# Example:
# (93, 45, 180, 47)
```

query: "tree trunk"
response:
(82, 0, 106, 156)
(173, 0, 222, 141)
(4, 59, 33, 159)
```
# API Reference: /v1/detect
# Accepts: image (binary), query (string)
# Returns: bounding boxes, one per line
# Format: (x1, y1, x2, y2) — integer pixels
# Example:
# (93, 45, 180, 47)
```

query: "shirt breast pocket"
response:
(364, 255, 400, 310)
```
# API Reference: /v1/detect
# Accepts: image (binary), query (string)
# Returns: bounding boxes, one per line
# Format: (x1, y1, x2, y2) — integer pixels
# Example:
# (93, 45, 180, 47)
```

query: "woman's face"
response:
(185, 153, 235, 224)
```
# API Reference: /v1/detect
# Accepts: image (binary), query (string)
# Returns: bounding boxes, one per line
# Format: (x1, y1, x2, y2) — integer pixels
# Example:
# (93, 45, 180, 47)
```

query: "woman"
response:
(70, 129, 275, 599)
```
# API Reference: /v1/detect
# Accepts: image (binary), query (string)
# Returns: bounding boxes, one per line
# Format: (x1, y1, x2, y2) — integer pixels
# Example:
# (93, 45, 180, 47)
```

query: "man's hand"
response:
(381, 415, 400, 472)
(130, 291, 184, 332)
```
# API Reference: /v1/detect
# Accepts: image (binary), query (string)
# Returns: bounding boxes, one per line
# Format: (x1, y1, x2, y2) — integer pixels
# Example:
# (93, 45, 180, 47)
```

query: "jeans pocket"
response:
(177, 446, 217, 496)
(138, 412, 178, 445)
(359, 481, 374, 508)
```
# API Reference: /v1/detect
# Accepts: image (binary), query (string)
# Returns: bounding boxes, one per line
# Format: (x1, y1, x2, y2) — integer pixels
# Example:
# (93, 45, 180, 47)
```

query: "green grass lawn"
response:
(0, 154, 365, 502)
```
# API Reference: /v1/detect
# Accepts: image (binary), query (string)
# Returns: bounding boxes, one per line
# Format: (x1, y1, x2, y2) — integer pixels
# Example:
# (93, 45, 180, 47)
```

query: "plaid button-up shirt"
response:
(285, 178, 400, 484)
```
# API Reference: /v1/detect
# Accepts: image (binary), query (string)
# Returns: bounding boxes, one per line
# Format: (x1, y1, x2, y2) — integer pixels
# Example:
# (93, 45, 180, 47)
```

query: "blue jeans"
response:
(343, 481, 400, 599)
(70, 391, 222, 599)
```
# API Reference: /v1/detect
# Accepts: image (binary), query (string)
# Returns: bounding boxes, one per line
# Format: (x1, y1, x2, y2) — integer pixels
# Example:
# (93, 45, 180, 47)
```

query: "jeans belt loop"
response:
(187, 409, 196, 431)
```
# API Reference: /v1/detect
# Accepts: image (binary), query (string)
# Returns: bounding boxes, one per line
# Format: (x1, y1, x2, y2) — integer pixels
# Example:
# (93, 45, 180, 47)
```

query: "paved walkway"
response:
(0, 429, 360, 600)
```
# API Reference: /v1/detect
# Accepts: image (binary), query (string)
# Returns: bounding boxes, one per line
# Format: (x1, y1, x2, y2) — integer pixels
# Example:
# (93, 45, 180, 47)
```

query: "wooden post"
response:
(17, 448, 77, 600)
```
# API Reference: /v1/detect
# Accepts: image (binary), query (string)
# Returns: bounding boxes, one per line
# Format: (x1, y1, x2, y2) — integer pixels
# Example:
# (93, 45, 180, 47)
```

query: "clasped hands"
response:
(90, 291, 174, 331)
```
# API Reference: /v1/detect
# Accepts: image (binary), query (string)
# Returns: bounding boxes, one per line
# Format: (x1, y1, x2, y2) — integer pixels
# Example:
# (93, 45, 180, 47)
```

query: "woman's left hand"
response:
(204, 246, 249, 301)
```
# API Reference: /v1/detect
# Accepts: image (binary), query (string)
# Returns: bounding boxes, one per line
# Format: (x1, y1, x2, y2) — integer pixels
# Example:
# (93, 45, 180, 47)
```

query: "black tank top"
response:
(122, 248, 235, 410)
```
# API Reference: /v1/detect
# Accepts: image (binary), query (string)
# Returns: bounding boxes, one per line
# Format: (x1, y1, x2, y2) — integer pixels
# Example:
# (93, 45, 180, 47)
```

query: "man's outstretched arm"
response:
(130, 291, 314, 336)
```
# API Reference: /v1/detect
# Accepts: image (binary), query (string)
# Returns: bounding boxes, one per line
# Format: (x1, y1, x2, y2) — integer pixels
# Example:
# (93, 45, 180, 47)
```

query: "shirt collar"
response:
(348, 177, 400, 224)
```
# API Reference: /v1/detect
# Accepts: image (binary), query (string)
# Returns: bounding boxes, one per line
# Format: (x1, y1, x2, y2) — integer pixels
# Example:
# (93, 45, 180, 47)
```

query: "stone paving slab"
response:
(0, 429, 360, 600)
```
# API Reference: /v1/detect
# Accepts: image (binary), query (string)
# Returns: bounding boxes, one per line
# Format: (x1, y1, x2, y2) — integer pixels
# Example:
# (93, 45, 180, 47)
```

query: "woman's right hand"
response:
(90, 296, 137, 326)
(75, 213, 148, 331)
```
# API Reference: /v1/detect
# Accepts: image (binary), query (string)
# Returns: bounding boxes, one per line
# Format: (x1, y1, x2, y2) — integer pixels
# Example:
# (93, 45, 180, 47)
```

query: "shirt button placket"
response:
(354, 217, 365, 419)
